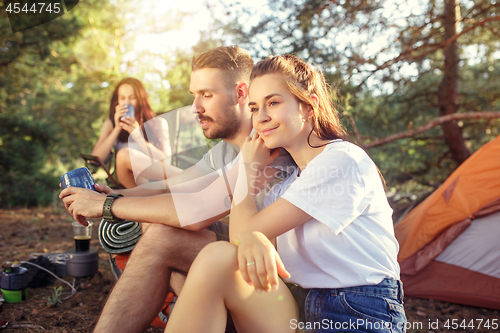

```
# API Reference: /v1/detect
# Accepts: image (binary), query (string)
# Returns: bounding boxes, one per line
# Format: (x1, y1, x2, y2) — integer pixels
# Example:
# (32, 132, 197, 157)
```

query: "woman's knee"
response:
(115, 148, 134, 187)
(115, 148, 131, 169)
(192, 242, 238, 274)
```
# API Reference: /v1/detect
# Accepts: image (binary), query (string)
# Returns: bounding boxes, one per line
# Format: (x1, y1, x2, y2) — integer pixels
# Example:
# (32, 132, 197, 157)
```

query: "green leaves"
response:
(46, 286, 63, 306)
(0, 114, 59, 207)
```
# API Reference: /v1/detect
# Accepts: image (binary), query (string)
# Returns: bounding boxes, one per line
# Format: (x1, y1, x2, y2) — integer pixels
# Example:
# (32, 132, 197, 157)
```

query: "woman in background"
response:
(92, 78, 181, 188)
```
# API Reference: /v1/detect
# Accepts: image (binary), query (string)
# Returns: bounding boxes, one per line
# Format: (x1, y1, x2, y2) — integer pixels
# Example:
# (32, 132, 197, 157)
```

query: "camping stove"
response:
(66, 248, 99, 277)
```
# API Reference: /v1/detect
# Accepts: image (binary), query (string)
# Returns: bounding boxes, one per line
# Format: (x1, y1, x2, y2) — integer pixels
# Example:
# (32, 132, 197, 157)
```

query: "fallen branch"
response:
(361, 111, 500, 148)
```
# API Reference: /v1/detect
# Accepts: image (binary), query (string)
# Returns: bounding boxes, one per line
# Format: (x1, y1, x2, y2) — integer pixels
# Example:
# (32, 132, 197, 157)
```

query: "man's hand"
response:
(94, 183, 114, 195)
(59, 187, 106, 226)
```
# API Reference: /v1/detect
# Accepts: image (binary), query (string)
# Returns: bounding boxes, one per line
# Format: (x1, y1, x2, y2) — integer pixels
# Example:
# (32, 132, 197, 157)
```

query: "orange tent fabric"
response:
(394, 135, 500, 309)
(395, 135, 500, 262)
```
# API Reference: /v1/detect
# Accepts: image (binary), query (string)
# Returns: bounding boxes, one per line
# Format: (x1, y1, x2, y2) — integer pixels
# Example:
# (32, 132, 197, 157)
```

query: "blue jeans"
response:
(288, 279, 407, 333)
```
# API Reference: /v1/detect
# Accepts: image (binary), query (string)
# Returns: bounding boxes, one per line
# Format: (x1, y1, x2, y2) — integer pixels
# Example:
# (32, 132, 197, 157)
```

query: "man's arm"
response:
(112, 164, 217, 197)
(61, 185, 225, 230)
(112, 163, 279, 229)
(61, 162, 279, 231)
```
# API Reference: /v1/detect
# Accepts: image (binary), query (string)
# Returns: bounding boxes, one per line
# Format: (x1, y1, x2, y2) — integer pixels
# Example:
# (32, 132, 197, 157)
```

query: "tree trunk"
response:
(438, 0, 471, 164)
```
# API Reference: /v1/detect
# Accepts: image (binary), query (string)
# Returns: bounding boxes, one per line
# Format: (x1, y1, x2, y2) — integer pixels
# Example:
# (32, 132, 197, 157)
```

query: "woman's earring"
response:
(302, 113, 313, 123)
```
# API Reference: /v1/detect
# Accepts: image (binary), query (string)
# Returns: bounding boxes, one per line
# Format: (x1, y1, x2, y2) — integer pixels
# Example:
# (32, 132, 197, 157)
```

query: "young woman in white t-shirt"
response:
(164, 55, 406, 333)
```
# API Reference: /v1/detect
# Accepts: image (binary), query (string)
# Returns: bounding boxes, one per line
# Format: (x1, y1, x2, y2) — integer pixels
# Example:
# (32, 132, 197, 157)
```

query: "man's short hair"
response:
(192, 45, 254, 85)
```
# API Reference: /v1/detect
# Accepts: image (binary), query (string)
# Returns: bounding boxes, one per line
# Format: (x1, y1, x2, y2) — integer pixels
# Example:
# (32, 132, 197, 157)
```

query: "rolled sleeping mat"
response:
(98, 220, 142, 254)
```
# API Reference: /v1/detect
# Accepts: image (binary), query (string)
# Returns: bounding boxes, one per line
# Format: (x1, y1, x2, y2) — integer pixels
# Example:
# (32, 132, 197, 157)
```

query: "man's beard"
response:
(199, 104, 241, 140)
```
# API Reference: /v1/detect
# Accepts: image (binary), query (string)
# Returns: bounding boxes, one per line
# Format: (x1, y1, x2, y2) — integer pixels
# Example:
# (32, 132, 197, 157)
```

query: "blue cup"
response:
(61, 167, 96, 191)
(121, 105, 135, 120)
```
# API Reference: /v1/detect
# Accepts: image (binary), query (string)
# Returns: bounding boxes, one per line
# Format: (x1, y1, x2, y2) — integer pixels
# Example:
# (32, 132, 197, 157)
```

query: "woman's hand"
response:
(241, 132, 281, 171)
(120, 116, 140, 134)
(237, 231, 290, 293)
(114, 104, 128, 130)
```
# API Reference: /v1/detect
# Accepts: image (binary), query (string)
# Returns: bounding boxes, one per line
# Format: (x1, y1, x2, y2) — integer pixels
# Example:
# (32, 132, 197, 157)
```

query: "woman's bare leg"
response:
(165, 242, 298, 333)
(115, 148, 138, 188)
(115, 148, 182, 188)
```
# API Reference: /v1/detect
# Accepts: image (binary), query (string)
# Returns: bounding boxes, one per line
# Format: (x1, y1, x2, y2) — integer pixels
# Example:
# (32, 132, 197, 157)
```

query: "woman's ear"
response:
(307, 93, 319, 118)
(310, 94, 319, 109)
(301, 94, 319, 119)
(236, 82, 249, 105)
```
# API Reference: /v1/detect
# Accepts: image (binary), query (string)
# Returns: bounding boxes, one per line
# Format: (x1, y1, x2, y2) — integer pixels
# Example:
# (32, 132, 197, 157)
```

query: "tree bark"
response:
(438, 0, 471, 164)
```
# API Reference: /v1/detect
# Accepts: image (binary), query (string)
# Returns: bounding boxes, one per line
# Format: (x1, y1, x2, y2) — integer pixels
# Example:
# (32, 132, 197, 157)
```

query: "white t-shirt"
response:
(263, 140, 400, 289)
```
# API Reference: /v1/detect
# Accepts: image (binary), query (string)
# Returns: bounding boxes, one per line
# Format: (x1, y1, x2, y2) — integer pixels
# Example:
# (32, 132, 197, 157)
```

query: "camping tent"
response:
(394, 135, 500, 309)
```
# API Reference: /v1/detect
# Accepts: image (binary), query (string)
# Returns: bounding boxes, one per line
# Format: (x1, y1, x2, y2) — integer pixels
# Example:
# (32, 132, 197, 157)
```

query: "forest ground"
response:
(1, 205, 498, 333)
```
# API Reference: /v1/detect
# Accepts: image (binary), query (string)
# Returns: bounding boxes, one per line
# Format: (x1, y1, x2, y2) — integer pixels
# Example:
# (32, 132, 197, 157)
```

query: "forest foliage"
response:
(222, 0, 500, 212)
(0, 0, 195, 206)
(0, 0, 499, 212)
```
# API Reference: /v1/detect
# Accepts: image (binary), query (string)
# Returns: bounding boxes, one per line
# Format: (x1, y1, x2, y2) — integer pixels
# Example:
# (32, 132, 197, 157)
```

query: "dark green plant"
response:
(0, 114, 59, 207)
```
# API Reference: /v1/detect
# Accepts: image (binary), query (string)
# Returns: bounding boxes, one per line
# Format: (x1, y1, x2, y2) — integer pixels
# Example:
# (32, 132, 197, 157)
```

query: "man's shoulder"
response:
(209, 141, 238, 165)
(196, 140, 238, 173)
(207, 140, 237, 154)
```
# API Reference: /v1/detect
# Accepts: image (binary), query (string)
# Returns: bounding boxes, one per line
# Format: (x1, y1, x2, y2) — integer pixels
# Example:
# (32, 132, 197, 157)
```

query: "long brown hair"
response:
(109, 78, 156, 143)
(250, 55, 346, 146)
(251, 55, 387, 185)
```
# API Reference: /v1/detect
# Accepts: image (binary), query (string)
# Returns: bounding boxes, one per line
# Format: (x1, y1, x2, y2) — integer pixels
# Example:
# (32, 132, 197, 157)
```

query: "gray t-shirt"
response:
(196, 141, 239, 175)
(195, 140, 297, 210)
(196, 140, 296, 177)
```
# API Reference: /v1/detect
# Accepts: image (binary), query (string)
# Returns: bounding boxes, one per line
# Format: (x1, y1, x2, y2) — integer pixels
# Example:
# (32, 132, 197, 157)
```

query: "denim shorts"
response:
(287, 279, 407, 333)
